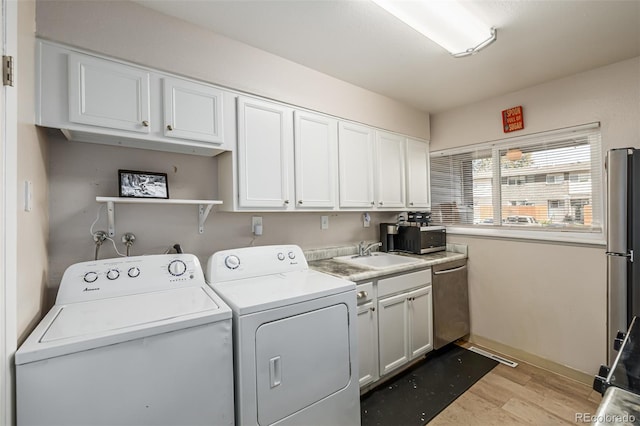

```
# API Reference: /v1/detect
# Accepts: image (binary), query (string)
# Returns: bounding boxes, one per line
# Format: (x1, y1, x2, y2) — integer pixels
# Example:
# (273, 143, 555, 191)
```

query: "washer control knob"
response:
(224, 255, 240, 270)
(168, 260, 187, 276)
(106, 269, 120, 280)
(288, 251, 296, 260)
(128, 267, 141, 278)
(277, 252, 285, 261)
(83, 271, 99, 283)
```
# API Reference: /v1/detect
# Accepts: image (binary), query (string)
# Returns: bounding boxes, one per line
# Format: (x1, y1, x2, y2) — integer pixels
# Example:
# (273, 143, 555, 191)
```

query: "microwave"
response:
(396, 226, 446, 254)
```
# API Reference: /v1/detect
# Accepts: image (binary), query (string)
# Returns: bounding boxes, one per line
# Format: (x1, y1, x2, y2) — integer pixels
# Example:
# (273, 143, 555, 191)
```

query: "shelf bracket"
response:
(106, 201, 116, 237)
(198, 204, 214, 234)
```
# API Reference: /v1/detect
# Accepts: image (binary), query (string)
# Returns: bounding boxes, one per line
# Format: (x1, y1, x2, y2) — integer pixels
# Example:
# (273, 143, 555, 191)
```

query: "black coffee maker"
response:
(379, 223, 399, 252)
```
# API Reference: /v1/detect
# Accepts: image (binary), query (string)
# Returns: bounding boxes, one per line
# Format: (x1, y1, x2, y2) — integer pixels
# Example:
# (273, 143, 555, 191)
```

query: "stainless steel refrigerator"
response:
(606, 148, 640, 364)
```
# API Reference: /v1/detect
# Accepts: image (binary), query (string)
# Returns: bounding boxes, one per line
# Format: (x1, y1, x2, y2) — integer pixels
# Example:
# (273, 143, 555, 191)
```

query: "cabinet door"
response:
(375, 131, 406, 208)
(294, 111, 338, 209)
(357, 300, 379, 388)
(237, 97, 294, 209)
(406, 138, 431, 209)
(408, 286, 433, 359)
(338, 122, 375, 208)
(162, 77, 223, 144)
(68, 54, 150, 133)
(378, 292, 409, 376)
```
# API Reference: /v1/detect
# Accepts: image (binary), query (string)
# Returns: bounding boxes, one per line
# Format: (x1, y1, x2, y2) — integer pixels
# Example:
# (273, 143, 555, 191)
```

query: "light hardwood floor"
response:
(429, 358, 603, 425)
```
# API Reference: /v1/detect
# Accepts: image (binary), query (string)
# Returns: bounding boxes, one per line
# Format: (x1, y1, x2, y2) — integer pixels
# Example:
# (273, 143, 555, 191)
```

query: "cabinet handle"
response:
(370, 307, 376, 312)
(370, 201, 375, 205)
(357, 291, 368, 299)
(142, 120, 150, 127)
(298, 200, 303, 205)
(167, 124, 173, 131)
(379, 201, 384, 206)
(284, 200, 290, 205)
(410, 202, 414, 206)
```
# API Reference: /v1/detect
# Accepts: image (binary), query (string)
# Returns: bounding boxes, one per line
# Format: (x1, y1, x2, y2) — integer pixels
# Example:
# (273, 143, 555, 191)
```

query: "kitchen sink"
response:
(332, 252, 421, 269)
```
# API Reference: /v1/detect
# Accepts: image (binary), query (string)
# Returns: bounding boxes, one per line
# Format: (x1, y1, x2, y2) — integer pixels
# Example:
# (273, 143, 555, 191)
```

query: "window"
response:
(430, 124, 603, 236)
(546, 173, 565, 184)
(506, 176, 526, 186)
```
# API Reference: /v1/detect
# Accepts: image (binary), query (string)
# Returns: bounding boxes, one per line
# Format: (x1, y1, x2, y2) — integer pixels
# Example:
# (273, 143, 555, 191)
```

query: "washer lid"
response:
(211, 269, 355, 315)
(43, 286, 219, 342)
(16, 286, 231, 365)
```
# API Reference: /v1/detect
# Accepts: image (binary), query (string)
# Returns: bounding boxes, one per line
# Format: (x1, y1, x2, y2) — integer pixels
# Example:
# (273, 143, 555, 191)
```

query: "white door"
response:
(162, 77, 223, 144)
(68, 54, 151, 133)
(237, 96, 293, 209)
(338, 122, 375, 208)
(255, 304, 351, 425)
(1, 0, 18, 423)
(375, 131, 406, 208)
(378, 292, 409, 376)
(357, 300, 378, 387)
(294, 111, 337, 209)
(406, 138, 431, 209)
(408, 286, 433, 358)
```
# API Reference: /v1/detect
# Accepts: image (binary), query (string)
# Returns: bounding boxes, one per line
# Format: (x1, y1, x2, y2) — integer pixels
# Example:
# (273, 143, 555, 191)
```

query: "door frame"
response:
(1, 0, 18, 424)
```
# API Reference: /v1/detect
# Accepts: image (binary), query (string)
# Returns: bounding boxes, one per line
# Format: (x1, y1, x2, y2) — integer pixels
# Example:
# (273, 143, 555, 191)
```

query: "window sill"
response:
(444, 225, 606, 247)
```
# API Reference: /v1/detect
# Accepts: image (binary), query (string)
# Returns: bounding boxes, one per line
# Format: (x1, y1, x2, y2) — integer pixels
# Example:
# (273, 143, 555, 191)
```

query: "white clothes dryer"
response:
(16, 254, 234, 426)
(206, 245, 360, 426)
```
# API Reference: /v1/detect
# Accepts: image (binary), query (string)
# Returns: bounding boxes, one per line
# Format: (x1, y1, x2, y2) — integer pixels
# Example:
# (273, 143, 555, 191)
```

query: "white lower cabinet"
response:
(357, 269, 433, 390)
(378, 286, 432, 376)
(356, 283, 379, 388)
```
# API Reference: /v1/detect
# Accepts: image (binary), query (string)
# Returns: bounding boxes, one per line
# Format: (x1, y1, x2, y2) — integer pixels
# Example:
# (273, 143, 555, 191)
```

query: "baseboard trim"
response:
(465, 334, 594, 386)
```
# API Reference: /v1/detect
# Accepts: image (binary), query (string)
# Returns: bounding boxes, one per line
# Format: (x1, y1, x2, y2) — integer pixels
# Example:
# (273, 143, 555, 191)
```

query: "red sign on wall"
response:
(502, 106, 524, 133)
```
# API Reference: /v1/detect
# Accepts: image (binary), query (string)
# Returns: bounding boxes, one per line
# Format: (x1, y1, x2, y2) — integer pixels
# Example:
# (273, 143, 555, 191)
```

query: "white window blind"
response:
(430, 124, 603, 234)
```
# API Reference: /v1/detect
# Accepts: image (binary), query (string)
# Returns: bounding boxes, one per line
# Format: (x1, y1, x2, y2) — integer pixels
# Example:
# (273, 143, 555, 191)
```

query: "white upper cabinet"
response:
(375, 130, 406, 209)
(162, 77, 224, 144)
(406, 138, 431, 209)
(338, 122, 375, 208)
(237, 96, 294, 209)
(294, 111, 338, 209)
(38, 40, 230, 156)
(68, 53, 151, 134)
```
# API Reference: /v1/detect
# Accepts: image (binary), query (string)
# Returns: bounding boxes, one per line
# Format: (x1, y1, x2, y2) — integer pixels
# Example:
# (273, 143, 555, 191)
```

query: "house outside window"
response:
(430, 124, 603, 239)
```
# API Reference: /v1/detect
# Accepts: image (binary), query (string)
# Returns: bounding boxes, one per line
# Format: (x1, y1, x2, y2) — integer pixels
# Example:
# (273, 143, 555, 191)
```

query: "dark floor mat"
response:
(360, 344, 499, 426)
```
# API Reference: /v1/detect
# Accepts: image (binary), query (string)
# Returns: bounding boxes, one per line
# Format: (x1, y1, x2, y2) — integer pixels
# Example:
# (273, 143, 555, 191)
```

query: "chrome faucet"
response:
(357, 241, 382, 257)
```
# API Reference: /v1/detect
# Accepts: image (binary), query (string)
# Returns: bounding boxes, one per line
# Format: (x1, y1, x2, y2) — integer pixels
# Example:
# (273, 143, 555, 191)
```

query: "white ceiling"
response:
(134, 0, 640, 114)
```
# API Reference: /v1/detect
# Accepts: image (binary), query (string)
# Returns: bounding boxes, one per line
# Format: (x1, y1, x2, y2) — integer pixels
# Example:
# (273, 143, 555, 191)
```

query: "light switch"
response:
(24, 181, 33, 212)
(321, 216, 329, 230)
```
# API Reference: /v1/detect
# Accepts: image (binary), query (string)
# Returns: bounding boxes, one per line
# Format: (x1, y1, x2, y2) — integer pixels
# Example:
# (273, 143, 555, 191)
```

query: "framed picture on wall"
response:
(118, 170, 169, 199)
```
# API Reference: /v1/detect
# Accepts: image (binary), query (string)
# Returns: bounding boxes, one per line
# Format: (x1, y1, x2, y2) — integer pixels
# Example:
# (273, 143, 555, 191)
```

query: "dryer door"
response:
(255, 303, 351, 425)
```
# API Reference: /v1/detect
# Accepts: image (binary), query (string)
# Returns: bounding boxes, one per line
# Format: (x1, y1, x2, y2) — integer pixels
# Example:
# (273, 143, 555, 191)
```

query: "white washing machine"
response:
(206, 245, 360, 426)
(15, 254, 234, 426)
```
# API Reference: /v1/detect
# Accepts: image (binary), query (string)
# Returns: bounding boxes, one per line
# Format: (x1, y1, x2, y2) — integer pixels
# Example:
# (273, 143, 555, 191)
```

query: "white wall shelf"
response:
(95, 196, 223, 236)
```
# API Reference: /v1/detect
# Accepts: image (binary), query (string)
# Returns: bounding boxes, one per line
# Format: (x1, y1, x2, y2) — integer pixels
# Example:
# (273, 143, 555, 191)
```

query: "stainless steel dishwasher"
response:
(432, 258, 469, 349)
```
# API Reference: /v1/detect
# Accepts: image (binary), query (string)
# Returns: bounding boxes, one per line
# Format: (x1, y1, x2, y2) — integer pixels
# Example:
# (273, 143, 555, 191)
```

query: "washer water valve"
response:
(121, 233, 136, 257)
(93, 230, 108, 260)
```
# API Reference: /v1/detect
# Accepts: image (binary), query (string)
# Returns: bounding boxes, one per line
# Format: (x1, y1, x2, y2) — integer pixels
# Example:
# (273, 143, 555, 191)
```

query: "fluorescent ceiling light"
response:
(372, 0, 497, 57)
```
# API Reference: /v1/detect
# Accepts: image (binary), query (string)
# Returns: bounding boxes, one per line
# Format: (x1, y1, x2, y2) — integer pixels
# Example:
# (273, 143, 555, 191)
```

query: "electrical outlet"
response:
(363, 212, 371, 228)
(321, 216, 329, 230)
(252, 216, 263, 235)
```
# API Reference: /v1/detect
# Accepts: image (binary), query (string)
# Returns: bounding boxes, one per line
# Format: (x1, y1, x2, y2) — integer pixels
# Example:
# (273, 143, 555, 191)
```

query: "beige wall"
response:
(35, 0, 429, 139)
(431, 57, 640, 376)
(34, 0, 417, 289)
(17, 0, 49, 343)
(47, 134, 396, 288)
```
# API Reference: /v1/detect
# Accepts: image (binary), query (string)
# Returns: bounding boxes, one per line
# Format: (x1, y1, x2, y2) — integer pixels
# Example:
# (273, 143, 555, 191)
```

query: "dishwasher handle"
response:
(433, 264, 467, 275)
